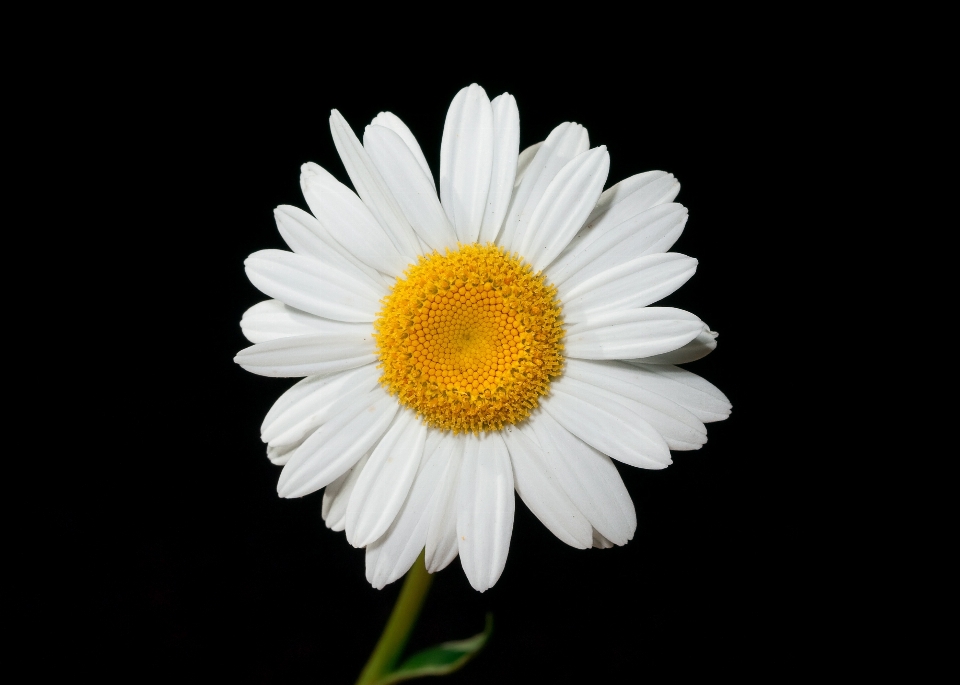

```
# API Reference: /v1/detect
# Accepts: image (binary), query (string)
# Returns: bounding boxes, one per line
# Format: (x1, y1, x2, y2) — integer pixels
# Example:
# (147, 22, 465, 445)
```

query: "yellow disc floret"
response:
(374, 243, 564, 434)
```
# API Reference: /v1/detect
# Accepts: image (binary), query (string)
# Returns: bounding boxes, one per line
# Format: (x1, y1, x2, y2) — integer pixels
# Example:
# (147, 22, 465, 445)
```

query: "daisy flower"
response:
(235, 84, 730, 592)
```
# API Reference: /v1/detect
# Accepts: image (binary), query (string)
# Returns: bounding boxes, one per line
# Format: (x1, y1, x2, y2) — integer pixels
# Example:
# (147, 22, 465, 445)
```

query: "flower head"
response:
(235, 84, 731, 592)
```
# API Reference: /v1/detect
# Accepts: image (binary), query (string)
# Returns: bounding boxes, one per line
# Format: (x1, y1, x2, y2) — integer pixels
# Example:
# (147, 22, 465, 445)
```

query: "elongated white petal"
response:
(234, 324, 376, 378)
(565, 307, 704, 360)
(261, 367, 365, 437)
(277, 389, 397, 498)
(322, 449, 372, 532)
(544, 376, 671, 469)
(457, 432, 514, 592)
(588, 170, 680, 224)
(346, 410, 427, 548)
(370, 111, 435, 190)
(274, 204, 389, 289)
(425, 437, 463, 573)
(240, 299, 357, 345)
(500, 122, 589, 252)
(365, 439, 450, 589)
(524, 412, 635, 545)
(364, 125, 457, 252)
(440, 84, 494, 244)
(553, 170, 680, 270)
(564, 359, 707, 450)
(267, 440, 301, 466)
(562, 253, 698, 322)
(478, 93, 519, 244)
(592, 529, 614, 549)
(329, 110, 422, 260)
(625, 329, 719, 365)
(260, 365, 381, 447)
(618, 361, 731, 422)
(244, 249, 382, 323)
(300, 164, 409, 279)
(547, 203, 688, 290)
(514, 142, 542, 188)
(516, 146, 610, 272)
(501, 427, 592, 548)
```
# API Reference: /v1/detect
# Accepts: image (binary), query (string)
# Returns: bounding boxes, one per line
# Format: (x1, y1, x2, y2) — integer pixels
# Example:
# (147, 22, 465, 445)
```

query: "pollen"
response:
(374, 243, 564, 434)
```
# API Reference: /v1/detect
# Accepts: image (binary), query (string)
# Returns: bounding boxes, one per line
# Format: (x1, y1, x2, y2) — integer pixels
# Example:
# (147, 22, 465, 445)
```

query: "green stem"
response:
(355, 550, 434, 685)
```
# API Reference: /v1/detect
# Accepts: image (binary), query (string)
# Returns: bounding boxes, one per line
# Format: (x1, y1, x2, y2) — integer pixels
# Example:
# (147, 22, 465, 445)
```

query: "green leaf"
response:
(374, 614, 493, 685)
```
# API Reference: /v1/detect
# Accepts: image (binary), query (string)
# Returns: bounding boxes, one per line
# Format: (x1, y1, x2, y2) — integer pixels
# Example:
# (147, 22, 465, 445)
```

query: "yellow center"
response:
(374, 243, 564, 434)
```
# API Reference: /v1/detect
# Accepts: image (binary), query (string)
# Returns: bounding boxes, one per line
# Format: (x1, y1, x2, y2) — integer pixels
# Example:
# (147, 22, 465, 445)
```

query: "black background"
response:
(60, 56, 815, 683)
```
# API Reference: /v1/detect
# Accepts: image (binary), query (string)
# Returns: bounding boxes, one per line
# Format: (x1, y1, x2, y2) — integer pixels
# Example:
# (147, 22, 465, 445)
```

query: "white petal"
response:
(549, 171, 679, 279)
(300, 164, 409, 278)
(260, 365, 381, 447)
(244, 249, 382, 323)
(547, 203, 687, 290)
(234, 326, 376, 378)
(329, 110, 422, 260)
(544, 376, 671, 469)
(592, 529, 614, 549)
(277, 389, 398, 498)
(564, 359, 707, 450)
(618, 361, 731, 423)
(240, 299, 344, 344)
(369, 111, 435, 190)
(499, 122, 589, 253)
(565, 307, 704, 361)
(516, 146, 610, 272)
(365, 439, 450, 589)
(625, 329, 719, 365)
(524, 411, 636, 545)
(346, 410, 427, 548)
(439, 84, 494, 244)
(274, 204, 389, 289)
(561, 253, 698, 322)
(321, 448, 372, 532)
(457, 431, 514, 592)
(364, 125, 457, 252)
(501, 426, 591, 548)
(478, 93, 520, 244)
(514, 142, 542, 188)
(267, 440, 301, 466)
(425, 437, 464, 573)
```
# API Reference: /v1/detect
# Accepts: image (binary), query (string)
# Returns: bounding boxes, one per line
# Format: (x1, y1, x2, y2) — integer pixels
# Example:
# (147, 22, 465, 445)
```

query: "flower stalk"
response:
(355, 551, 434, 685)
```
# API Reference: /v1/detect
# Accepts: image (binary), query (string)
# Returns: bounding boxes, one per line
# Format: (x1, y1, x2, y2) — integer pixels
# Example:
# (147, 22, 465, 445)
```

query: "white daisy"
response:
(235, 84, 730, 592)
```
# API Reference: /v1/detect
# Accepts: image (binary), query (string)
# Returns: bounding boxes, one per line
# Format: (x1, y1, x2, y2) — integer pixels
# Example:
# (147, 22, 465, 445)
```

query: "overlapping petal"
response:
(440, 84, 494, 244)
(561, 253, 698, 322)
(346, 409, 427, 548)
(457, 432, 514, 592)
(300, 163, 411, 278)
(502, 426, 592, 548)
(365, 438, 451, 589)
(259, 365, 381, 448)
(364, 125, 457, 252)
(369, 111, 435, 189)
(500, 122, 589, 253)
(424, 437, 463, 573)
(277, 389, 398, 498)
(524, 411, 636, 546)
(516, 146, 610, 272)
(625, 328, 719, 365)
(322, 449, 373, 532)
(547, 203, 688, 289)
(234, 326, 376, 378)
(329, 110, 422, 260)
(478, 93, 520, 244)
(565, 307, 705, 360)
(244, 249, 382, 322)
